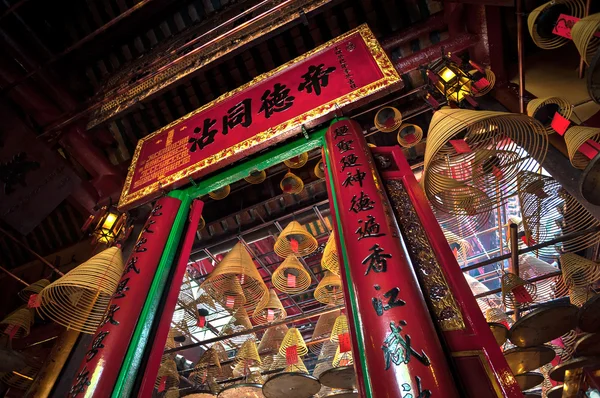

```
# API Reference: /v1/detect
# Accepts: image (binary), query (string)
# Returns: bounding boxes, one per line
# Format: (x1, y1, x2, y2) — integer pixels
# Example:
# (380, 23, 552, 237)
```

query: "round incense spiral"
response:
(572, 13, 600, 65)
(564, 126, 600, 169)
(528, 0, 586, 50)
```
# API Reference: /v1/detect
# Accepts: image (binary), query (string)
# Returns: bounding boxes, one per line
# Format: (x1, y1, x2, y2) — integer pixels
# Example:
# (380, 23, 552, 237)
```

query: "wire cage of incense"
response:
(321, 234, 340, 276)
(501, 272, 538, 310)
(36, 246, 124, 334)
(310, 310, 341, 354)
(572, 13, 600, 65)
(560, 253, 600, 289)
(245, 170, 267, 184)
(200, 242, 267, 314)
(526, 97, 573, 135)
(396, 124, 423, 148)
(252, 289, 287, 324)
(314, 272, 345, 305)
(329, 314, 349, 343)
(285, 357, 309, 373)
(221, 307, 256, 346)
(564, 126, 600, 169)
(155, 359, 180, 389)
(0, 308, 32, 339)
(258, 324, 289, 357)
(422, 108, 548, 217)
(208, 185, 230, 200)
(18, 279, 50, 302)
(283, 152, 309, 169)
(519, 255, 567, 302)
(314, 160, 326, 179)
(280, 171, 304, 195)
(470, 67, 496, 97)
(443, 230, 471, 265)
(278, 327, 308, 357)
(527, 0, 586, 50)
(274, 221, 318, 258)
(272, 255, 311, 294)
(374, 106, 403, 133)
(332, 345, 354, 367)
(312, 340, 338, 379)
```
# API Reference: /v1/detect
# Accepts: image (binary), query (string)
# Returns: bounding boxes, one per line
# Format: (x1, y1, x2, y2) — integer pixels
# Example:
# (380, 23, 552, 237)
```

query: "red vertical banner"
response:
(68, 197, 181, 397)
(324, 119, 458, 398)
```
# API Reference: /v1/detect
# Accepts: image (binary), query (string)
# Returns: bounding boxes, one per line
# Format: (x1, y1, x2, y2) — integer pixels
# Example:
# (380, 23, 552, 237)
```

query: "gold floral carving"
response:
(118, 25, 400, 209)
(384, 179, 466, 331)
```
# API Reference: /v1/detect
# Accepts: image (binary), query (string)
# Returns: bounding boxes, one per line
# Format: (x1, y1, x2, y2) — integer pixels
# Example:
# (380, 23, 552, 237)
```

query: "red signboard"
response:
(119, 25, 400, 209)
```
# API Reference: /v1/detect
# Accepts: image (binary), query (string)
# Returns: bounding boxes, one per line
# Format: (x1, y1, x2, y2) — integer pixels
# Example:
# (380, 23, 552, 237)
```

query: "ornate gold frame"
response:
(119, 24, 400, 209)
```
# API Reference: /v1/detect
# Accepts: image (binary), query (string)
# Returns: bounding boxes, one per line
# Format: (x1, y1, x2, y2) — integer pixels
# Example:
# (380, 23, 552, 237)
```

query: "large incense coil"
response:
(165, 388, 180, 398)
(422, 108, 547, 216)
(527, 97, 573, 135)
(501, 272, 537, 310)
(245, 170, 266, 184)
(321, 234, 340, 276)
(314, 272, 344, 305)
(0, 365, 38, 390)
(470, 68, 496, 97)
(155, 359, 180, 389)
(519, 255, 567, 302)
(312, 341, 337, 379)
(310, 310, 341, 354)
(569, 285, 595, 306)
(274, 221, 318, 258)
(253, 289, 287, 324)
(443, 230, 471, 265)
(235, 339, 262, 365)
(200, 242, 267, 314)
(222, 307, 255, 345)
(208, 185, 230, 200)
(284, 153, 308, 169)
(0, 308, 32, 339)
(432, 204, 491, 237)
(18, 279, 50, 302)
(572, 13, 600, 65)
(374, 107, 402, 132)
(564, 126, 600, 169)
(485, 308, 513, 328)
(279, 328, 308, 357)
(560, 253, 600, 288)
(463, 274, 502, 313)
(272, 255, 311, 294)
(36, 247, 124, 334)
(332, 345, 354, 367)
(330, 315, 349, 343)
(314, 160, 326, 179)
(285, 357, 309, 373)
(527, 0, 586, 49)
(270, 353, 288, 372)
(258, 324, 289, 354)
(396, 124, 423, 148)
(280, 171, 304, 194)
(194, 347, 223, 379)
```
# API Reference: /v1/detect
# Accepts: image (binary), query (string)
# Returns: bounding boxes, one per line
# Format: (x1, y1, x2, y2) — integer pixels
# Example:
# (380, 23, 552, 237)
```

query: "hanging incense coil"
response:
(396, 124, 423, 148)
(443, 230, 471, 265)
(284, 153, 309, 169)
(501, 272, 537, 310)
(310, 310, 341, 354)
(285, 357, 309, 373)
(279, 328, 308, 357)
(470, 68, 496, 97)
(527, 0, 586, 50)
(330, 314, 349, 343)
(253, 289, 287, 324)
(422, 108, 547, 217)
(272, 255, 311, 294)
(519, 255, 567, 302)
(572, 13, 600, 65)
(165, 388, 180, 398)
(314, 160, 326, 179)
(569, 285, 595, 306)
(245, 170, 267, 184)
(274, 221, 318, 258)
(312, 341, 337, 379)
(526, 97, 573, 135)
(222, 307, 255, 346)
(314, 272, 344, 305)
(332, 345, 354, 367)
(485, 308, 513, 328)
(564, 126, 600, 169)
(236, 339, 262, 366)
(18, 279, 50, 302)
(0, 365, 39, 390)
(374, 107, 402, 132)
(464, 273, 502, 313)
(194, 347, 222, 379)
(208, 185, 230, 200)
(560, 253, 600, 289)
(36, 247, 124, 334)
(280, 171, 304, 194)
(431, 203, 491, 237)
(200, 242, 267, 314)
(321, 234, 340, 276)
(258, 324, 288, 355)
(0, 308, 32, 339)
(155, 359, 180, 389)
(198, 216, 206, 231)
(270, 353, 288, 372)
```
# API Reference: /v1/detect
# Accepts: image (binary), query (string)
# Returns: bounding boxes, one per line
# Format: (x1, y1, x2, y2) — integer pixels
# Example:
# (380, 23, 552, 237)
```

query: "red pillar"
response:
(67, 196, 181, 397)
(324, 119, 459, 398)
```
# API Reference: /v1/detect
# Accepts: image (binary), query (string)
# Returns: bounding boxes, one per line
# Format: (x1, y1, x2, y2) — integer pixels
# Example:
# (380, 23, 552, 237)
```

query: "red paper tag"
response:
(578, 142, 599, 160)
(512, 285, 533, 304)
(501, 320, 510, 329)
(551, 113, 570, 135)
(587, 139, 600, 151)
(338, 333, 351, 353)
(452, 247, 459, 259)
(197, 316, 206, 328)
(492, 165, 503, 180)
(426, 94, 440, 109)
(158, 376, 167, 392)
(450, 139, 471, 154)
(286, 345, 299, 365)
(469, 60, 485, 74)
(28, 293, 40, 308)
(520, 236, 536, 246)
(403, 133, 416, 144)
(553, 14, 579, 39)
(267, 309, 274, 322)
(287, 273, 296, 288)
(226, 296, 235, 309)
(5, 325, 17, 339)
(290, 238, 299, 253)
(473, 77, 490, 91)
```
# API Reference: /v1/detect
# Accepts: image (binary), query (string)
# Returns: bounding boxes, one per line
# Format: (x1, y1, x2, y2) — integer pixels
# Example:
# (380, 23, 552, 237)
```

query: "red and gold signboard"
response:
(119, 24, 400, 209)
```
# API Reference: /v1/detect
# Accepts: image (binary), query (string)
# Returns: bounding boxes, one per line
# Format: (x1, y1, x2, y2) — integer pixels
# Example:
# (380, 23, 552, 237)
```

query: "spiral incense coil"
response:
(485, 308, 513, 328)
(193, 347, 222, 379)
(330, 314, 349, 343)
(274, 221, 318, 258)
(423, 108, 547, 217)
(270, 353, 288, 372)
(429, 176, 494, 223)
(284, 152, 309, 169)
(208, 185, 230, 200)
(526, 97, 573, 135)
(470, 68, 496, 97)
(464, 273, 502, 313)
(272, 255, 311, 294)
(252, 289, 287, 324)
(280, 171, 304, 194)
(165, 388, 180, 398)
(314, 160, 326, 179)
(200, 242, 267, 314)
(528, 0, 586, 49)
(235, 339, 262, 366)
(314, 272, 344, 305)
(285, 357, 309, 374)
(519, 255, 565, 302)
(501, 272, 537, 310)
(569, 285, 595, 306)
(36, 247, 124, 334)
(279, 328, 308, 357)
(560, 253, 600, 288)
(198, 216, 206, 231)
(258, 324, 288, 355)
(18, 279, 50, 302)
(396, 124, 423, 148)
(155, 359, 179, 389)
(332, 345, 354, 367)
(321, 234, 340, 276)
(312, 341, 337, 379)
(245, 170, 266, 184)
(572, 13, 600, 65)
(222, 307, 255, 346)
(564, 126, 600, 169)
(0, 365, 38, 390)
(432, 204, 491, 237)
(310, 310, 341, 354)
(374, 107, 402, 132)
(443, 230, 471, 265)
(0, 308, 32, 339)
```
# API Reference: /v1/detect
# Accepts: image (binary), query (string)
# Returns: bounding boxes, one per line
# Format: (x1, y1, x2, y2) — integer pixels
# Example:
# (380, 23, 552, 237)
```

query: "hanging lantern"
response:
(274, 221, 318, 258)
(374, 107, 402, 132)
(310, 310, 341, 354)
(280, 171, 304, 194)
(0, 308, 32, 339)
(321, 234, 340, 275)
(314, 271, 344, 305)
(284, 153, 309, 169)
(396, 124, 423, 148)
(526, 97, 572, 135)
(427, 57, 474, 105)
(208, 185, 230, 200)
(279, 328, 308, 357)
(314, 160, 326, 179)
(245, 170, 267, 184)
(252, 289, 287, 324)
(501, 272, 538, 310)
(91, 205, 127, 246)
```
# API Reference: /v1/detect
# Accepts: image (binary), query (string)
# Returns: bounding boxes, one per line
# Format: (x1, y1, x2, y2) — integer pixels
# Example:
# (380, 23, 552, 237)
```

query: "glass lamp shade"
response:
(245, 170, 267, 184)
(92, 206, 126, 245)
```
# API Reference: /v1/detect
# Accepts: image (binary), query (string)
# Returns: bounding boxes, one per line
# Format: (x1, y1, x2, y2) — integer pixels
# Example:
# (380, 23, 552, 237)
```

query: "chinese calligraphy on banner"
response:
(119, 24, 400, 210)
